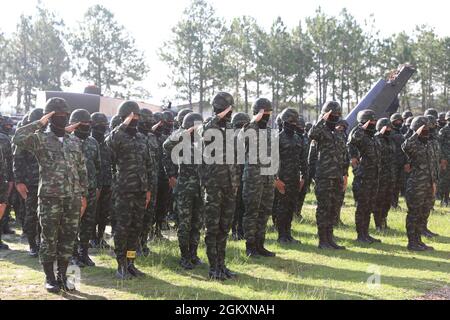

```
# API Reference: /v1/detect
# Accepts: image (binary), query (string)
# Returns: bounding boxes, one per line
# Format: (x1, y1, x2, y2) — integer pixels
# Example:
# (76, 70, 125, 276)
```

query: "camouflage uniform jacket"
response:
(439, 125, 450, 162)
(76, 135, 102, 190)
(13, 121, 88, 198)
(402, 134, 439, 186)
(13, 146, 39, 187)
(309, 119, 348, 180)
(277, 130, 308, 183)
(106, 124, 153, 193)
(391, 128, 407, 168)
(0, 133, 13, 203)
(374, 133, 396, 182)
(347, 125, 381, 180)
(96, 138, 113, 187)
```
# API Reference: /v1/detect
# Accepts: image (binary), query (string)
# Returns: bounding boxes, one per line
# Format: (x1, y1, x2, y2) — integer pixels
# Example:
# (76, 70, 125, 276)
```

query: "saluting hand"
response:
(252, 109, 265, 123)
(39, 111, 55, 126)
(152, 121, 162, 132)
(65, 122, 81, 133)
(124, 112, 134, 126)
(321, 110, 333, 122)
(218, 106, 233, 120)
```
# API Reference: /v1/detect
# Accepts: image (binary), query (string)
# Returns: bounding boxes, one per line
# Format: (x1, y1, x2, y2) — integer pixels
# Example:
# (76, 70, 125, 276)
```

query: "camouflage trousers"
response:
(374, 177, 394, 228)
(114, 191, 146, 261)
(204, 183, 236, 268)
(335, 188, 346, 226)
(38, 196, 81, 264)
(438, 167, 449, 204)
(94, 186, 112, 241)
(177, 180, 203, 259)
(274, 179, 300, 238)
(110, 180, 117, 234)
(74, 188, 97, 252)
(242, 172, 274, 245)
(232, 178, 245, 237)
(141, 182, 158, 247)
(391, 166, 402, 208)
(405, 180, 434, 240)
(155, 177, 170, 229)
(315, 178, 342, 230)
(353, 176, 378, 236)
(23, 186, 40, 243)
(297, 182, 308, 216)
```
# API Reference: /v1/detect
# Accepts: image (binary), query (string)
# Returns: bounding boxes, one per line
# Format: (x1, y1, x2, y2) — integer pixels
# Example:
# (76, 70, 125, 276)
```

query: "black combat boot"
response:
(327, 227, 346, 250)
(417, 234, 434, 251)
(407, 235, 427, 252)
(190, 244, 203, 267)
(57, 259, 76, 292)
(79, 245, 96, 267)
(366, 233, 382, 244)
(422, 227, 439, 238)
(256, 238, 276, 257)
(286, 219, 301, 244)
(208, 265, 226, 281)
(0, 232, 10, 250)
(245, 242, 260, 257)
(318, 227, 332, 249)
(220, 265, 238, 279)
(70, 248, 86, 268)
(128, 259, 145, 277)
(42, 262, 60, 294)
(179, 245, 194, 270)
(277, 218, 289, 244)
(28, 237, 39, 258)
(116, 258, 132, 280)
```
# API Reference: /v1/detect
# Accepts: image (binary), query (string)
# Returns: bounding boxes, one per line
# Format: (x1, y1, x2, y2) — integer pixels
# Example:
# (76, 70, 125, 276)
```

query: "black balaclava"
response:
(363, 122, 376, 137)
(326, 113, 340, 131)
(49, 114, 68, 137)
(124, 118, 138, 136)
(283, 121, 297, 136)
(218, 111, 232, 128)
(138, 121, 150, 136)
(75, 124, 91, 140)
(92, 125, 107, 142)
(392, 121, 403, 131)
(296, 127, 305, 135)
(258, 114, 271, 129)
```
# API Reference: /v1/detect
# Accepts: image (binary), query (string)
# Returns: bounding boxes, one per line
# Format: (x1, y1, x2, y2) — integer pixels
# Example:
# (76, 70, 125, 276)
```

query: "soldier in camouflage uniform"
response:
(164, 112, 204, 270)
(334, 119, 350, 227)
(390, 113, 407, 209)
(14, 108, 44, 257)
(13, 97, 88, 293)
(137, 108, 159, 256)
(348, 109, 382, 244)
(231, 112, 250, 241)
(90, 113, 112, 249)
(296, 116, 310, 221)
(422, 111, 441, 238)
(106, 101, 153, 280)
(241, 98, 276, 258)
(199, 92, 240, 281)
(0, 114, 13, 250)
(274, 108, 308, 245)
(68, 109, 101, 268)
(437, 112, 449, 207)
(109, 114, 122, 235)
(309, 102, 347, 250)
(401, 110, 413, 135)
(373, 118, 396, 231)
(402, 116, 439, 251)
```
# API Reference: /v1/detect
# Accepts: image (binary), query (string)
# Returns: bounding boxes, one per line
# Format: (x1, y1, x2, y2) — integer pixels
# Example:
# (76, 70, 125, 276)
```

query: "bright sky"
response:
(0, 0, 448, 106)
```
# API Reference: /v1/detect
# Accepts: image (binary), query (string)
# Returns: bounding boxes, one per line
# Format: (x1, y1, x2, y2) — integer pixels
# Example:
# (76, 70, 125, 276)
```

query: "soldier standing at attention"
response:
(137, 108, 159, 257)
(390, 113, 407, 210)
(295, 116, 310, 221)
(348, 110, 381, 244)
(438, 112, 450, 207)
(402, 116, 439, 251)
(68, 109, 101, 268)
(334, 119, 350, 227)
(373, 118, 396, 231)
(274, 108, 308, 245)
(90, 113, 112, 249)
(13, 98, 88, 293)
(106, 101, 152, 280)
(14, 108, 44, 257)
(309, 102, 347, 250)
(0, 114, 13, 250)
(242, 98, 276, 258)
(231, 112, 250, 241)
(164, 112, 204, 270)
(199, 92, 239, 281)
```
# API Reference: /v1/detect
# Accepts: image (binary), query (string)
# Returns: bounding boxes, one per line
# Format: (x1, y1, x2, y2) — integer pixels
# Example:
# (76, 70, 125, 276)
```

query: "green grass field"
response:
(0, 189, 449, 300)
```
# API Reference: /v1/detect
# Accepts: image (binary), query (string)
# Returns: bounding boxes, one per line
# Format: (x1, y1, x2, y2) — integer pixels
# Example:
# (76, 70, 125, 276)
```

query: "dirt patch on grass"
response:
(415, 286, 450, 300)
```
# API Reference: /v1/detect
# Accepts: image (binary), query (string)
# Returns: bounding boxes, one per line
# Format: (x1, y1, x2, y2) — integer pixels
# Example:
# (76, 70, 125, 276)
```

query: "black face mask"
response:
(125, 119, 139, 136)
(296, 128, 305, 135)
(393, 122, 403, 130)
(75, 124, 91, 140)
(258, 114, 271, 129)
(384, 130, 391, 137)
(92, 125, 107, 142)
(364, 123, 376, 136)
(283, 122, 297, 135)
(49, 115, 68, 137)
(438, 121, 447, 128)
(328, 114, 340, 124)
(429, 127, 436, 134)
(138, 123, 149, 136)
(218, 111, 232, 128)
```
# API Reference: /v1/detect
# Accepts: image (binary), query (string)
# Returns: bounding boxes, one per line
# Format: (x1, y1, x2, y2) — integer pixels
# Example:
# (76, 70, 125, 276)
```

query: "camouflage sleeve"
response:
(308, 119, 326, 143)
(342, 143, 350, 177)
(76, 142, 88, 197)
(5, 141, 13, 183)
(401, 133, 418, 161)
(440, 128, 450, 161)
(94, 140, 102, 189)
(13, 147, 26, 184)
(299, 139, 308, 181)
(347, 129, 363, 159)
(145, 141, 153, 192)
(106, 127, 121, 178)
(12, 121, 43, 154)
(163, 131, 184, 178)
